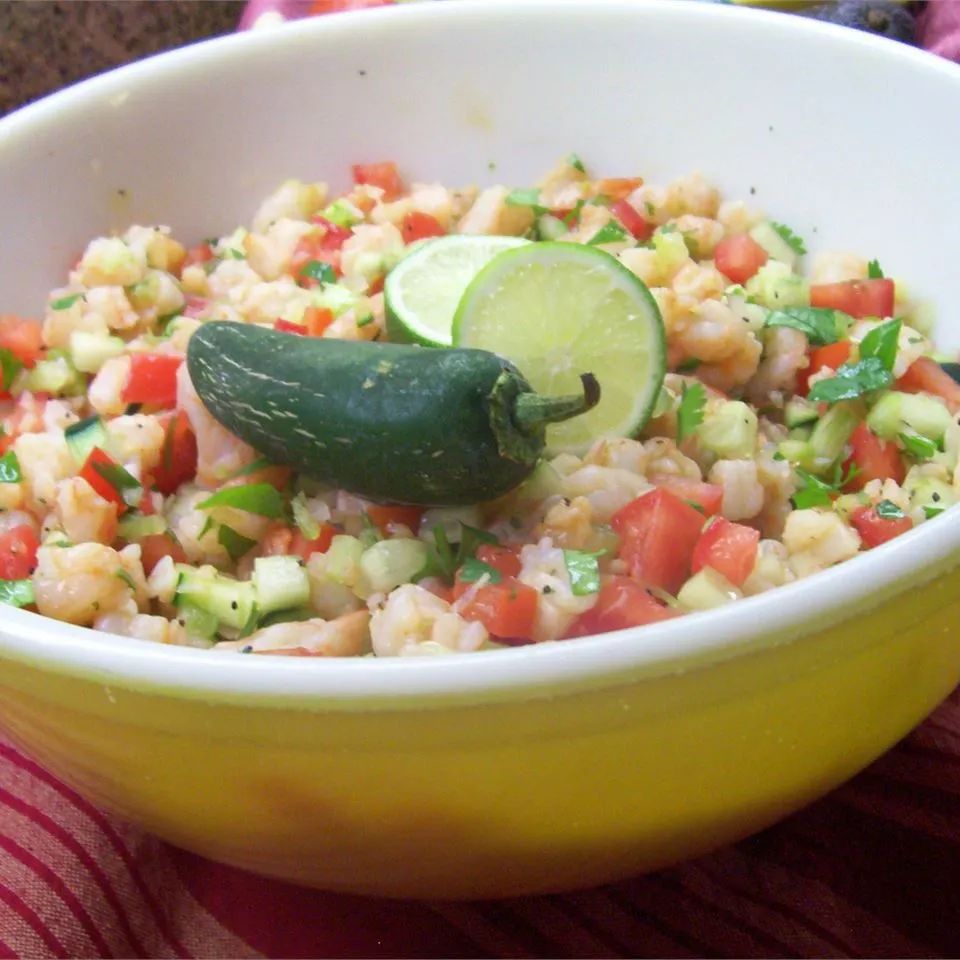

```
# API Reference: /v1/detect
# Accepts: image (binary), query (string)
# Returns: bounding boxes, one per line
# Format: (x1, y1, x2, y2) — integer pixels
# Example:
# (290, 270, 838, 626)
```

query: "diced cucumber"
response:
(745, 261, 809, 310)
(251, 555, 310, 615)
(178, 601, 220, 639)
(788, 425, 813, 442)
(833, 492, 869, 521)
(903, 471, 957, 516)
(69, 331, 126, 374)
(536, 213, 568, 241)
(653, 228, 689, 274)
(117, 513, 167, 539)
(324, 535, 365, 586)
(696, 400, 758, 459)
(867, 391, 953, 446)
(748, 221, 799, 269)
(359, 538, 430, 594)
(418, 505, 484, 545)
(25, 353, 84, 396)
(309, 283, 359, 317)
(321, 198, 363, 227)
(64, 415, 108, 464)
(677, 567, 741, 611)
(175, 565, 256, 631)
(515, 459, 564, 503)
(808, 401, 862, 472)
(777, 438, 816, 470)
(784, 396, 820, 428)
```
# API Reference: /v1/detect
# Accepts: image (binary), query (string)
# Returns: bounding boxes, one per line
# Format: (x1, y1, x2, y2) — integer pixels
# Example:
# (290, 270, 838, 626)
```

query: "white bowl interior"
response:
(0, 0, 958, 701)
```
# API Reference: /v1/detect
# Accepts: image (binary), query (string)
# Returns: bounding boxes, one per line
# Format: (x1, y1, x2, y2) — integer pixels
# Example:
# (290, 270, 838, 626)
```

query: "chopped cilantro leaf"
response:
(586, 221, 629, 246)
(563, 549, 604, 595)
(858, 318, 901, 371)
(806, 356, 893, 404)
(0, 348, 23, 392)
(197, 483, 286, 519)
(0, 450, 21, 483)
(566, 153, 586, 173)
(0, 579, 34, 608)
(764, 306, 846, 346)
(301, 259, 337, 285)
(923, 505, 945, 520)
(51, 293, 84, 310)
(676, 381, 706, 443)
(875, 499, 906, 520)
(505, 188, 548, 215)
(792, 462, 859, 509)
(218, 524, 256, 562)
(899, 430, 938, 460)
(770, 221, 807, 255)
(867, 259, 885, 279)
(356, 314, 374, 328)
(458, 557, 501, 584)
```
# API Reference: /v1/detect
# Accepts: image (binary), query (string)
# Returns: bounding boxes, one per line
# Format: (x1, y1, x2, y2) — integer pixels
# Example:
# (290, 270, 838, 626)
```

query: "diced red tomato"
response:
(611, 489, 706, 595)
(567, 575, 679, 637)
(121, 354, 181, 408)
(290, 524, 337, 561)
(310, 216, 353, 251)
(842, 422, 905, 491)
(850, 505, 913, 548)
(366, 276, 385, 296)
(152, 412, 198, 495)
(609, 199, 654, 242)
(401, 211, 446, 244)
(897, 357, 960, 414)
(138, 533, 188, 575)
(810, 278, 895, 320)
(305, 307, 335, 337)
(714, 234, 769, 285)
(0, 525, 40, 580)
(691, 517, 760, 587)
(79, 447, 129, 513)
(290, 234, 342, 286)
(475, 543, 522, 578)
(351, 161, 404, 201)
(181, 243, 215, 274)
(0, 316, 43, 368)
(453, 575, 539, 641)
(366, 504, 424, 534)
(648, 475, 723, 517)
(274, 318, 306, 336)
(594, 178, 644, 201)
(796, 340, 852, 396)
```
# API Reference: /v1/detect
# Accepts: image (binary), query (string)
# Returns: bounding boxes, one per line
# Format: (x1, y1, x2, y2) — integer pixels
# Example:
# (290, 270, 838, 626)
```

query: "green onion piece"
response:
(898, 430, 938, 460)
(51, 292, 84, 310)
(505, 188, 548, 215)
(197, 483, 286, 519)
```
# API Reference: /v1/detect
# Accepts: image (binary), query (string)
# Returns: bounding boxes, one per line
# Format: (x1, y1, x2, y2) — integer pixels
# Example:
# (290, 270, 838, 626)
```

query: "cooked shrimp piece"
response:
(94, 609, 190, 646)
(218, 610, 371, 656)
(54, 478, 118, 545)
(371, 584, 487, 657)
(33, 542, 142, 626)
(176, 365, 258, 487)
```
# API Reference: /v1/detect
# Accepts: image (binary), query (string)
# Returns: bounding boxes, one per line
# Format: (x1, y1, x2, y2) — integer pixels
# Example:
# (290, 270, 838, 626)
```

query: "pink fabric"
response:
(918, 0, 960, 61)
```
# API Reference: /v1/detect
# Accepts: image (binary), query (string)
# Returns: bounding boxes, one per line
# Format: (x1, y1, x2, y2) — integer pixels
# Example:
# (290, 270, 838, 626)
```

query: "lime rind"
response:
(451, 241, 666, 455)
(384, 234, 530, 347)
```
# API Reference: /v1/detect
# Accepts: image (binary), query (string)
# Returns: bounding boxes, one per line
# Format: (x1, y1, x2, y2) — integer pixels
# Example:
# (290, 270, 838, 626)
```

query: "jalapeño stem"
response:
(512, 373, 601, 432)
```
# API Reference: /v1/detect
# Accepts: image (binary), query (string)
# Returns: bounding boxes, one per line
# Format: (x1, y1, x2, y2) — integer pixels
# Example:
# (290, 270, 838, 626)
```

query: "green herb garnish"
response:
(806, 358, 893, 404)
(197, 483, 286, 519)
(764, 307, 847, 346)
(898, 430, 938, 460)
(792, 463, 859, 509)
(676, 381, 706, 443)
(0, 450, 21, 483)
(875, 499, 906, 520)
(567, 153, 586, 173)
(51, 293, 84, 310)
(92, 460, 142, 506)
(218, 524, 256, 562)
(0, 348, 23, 392)
(923, 505, 945, 520)
(770, 221, 807, 255)
(859, 318, 901, 371)
(458, 557, 501, 584)
(505, 188, 548, 216)
(116, 568, 138, 590)
(563, 549, 604, 595)
(301, 260, 337, 285)
(586, 221, 629, 246)
(867, 259, 884, 279)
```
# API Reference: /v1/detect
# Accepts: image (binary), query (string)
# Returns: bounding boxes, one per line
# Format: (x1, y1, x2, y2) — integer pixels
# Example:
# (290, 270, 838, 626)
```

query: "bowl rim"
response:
(1, 0, 959, 706)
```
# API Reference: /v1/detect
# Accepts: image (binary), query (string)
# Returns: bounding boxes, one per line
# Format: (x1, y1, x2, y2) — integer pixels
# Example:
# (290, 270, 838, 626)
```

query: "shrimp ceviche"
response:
(1, 156, 958, 657)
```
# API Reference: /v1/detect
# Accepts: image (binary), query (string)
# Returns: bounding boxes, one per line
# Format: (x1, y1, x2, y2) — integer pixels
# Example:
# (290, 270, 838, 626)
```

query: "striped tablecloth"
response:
(2, 684, 958, 958)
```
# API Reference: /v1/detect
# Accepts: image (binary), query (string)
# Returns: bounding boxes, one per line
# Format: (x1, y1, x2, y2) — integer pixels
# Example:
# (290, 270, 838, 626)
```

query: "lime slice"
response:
(452, 242, 666, 455)
(385, 234, 530, 346)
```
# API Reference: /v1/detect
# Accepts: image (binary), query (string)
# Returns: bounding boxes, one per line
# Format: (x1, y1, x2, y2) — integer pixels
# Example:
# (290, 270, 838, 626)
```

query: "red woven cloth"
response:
(2, 686, 959, 958)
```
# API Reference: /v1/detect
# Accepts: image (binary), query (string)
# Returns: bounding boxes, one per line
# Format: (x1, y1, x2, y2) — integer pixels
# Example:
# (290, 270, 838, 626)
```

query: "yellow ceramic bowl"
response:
(1, 0, 959, 900)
